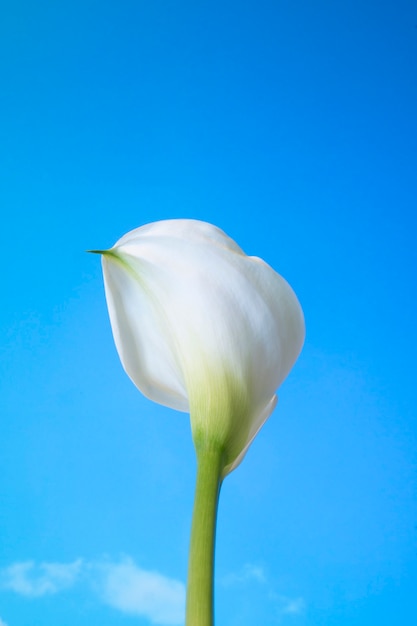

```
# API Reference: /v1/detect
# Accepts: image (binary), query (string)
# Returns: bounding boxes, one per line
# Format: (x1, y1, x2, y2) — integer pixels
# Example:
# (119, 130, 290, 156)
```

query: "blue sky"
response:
(1, 1, 416, 624)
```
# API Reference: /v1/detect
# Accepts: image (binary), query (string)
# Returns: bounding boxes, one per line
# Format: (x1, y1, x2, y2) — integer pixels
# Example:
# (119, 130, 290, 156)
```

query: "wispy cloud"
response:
(220, 563, 267, 586)
(1, 556, 302, 624)
(283, 597, 305, 615)
(220, 563, 305, 620)
(95, 557, 185, 625)
(269, 592, 306, 616)
(0, 559, 82, 597)
(0, 557, 184, 626)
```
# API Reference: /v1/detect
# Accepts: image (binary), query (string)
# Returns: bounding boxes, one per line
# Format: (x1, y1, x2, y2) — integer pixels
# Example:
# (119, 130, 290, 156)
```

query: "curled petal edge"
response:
(221, 395, 278, 478)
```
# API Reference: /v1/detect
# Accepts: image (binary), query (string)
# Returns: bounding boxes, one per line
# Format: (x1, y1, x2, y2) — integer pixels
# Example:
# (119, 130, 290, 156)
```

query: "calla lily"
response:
(94, 218, 305, 626)
(97, 219, 305, 477)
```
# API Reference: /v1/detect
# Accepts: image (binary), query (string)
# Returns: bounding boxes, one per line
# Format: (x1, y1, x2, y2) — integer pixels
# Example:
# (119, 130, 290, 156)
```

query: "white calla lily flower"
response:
(98, 219, 305, 477)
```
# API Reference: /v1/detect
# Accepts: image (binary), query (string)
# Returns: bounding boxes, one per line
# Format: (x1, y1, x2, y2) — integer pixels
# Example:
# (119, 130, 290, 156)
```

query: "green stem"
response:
(186, 442, 224, 626)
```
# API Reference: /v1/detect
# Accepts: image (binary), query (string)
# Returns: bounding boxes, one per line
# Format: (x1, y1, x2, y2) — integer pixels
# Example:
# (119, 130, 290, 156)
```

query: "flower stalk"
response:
(186, 438, 224, 626)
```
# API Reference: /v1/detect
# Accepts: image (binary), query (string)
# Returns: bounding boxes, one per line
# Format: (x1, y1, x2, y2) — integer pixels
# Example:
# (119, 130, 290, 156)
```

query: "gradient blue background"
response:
(1, 1, 416, 625)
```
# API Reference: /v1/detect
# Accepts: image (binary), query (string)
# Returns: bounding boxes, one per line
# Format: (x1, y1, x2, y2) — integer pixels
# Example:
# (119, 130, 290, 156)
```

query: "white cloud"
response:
(1, 556, 303, 624)
(0, 556, 185, 626)
(0, 559, 82, 597)
(95, 557, 185, 625)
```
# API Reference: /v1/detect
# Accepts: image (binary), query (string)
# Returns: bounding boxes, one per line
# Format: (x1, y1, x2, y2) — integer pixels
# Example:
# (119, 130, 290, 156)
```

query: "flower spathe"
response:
(98, 219, 305, 477)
